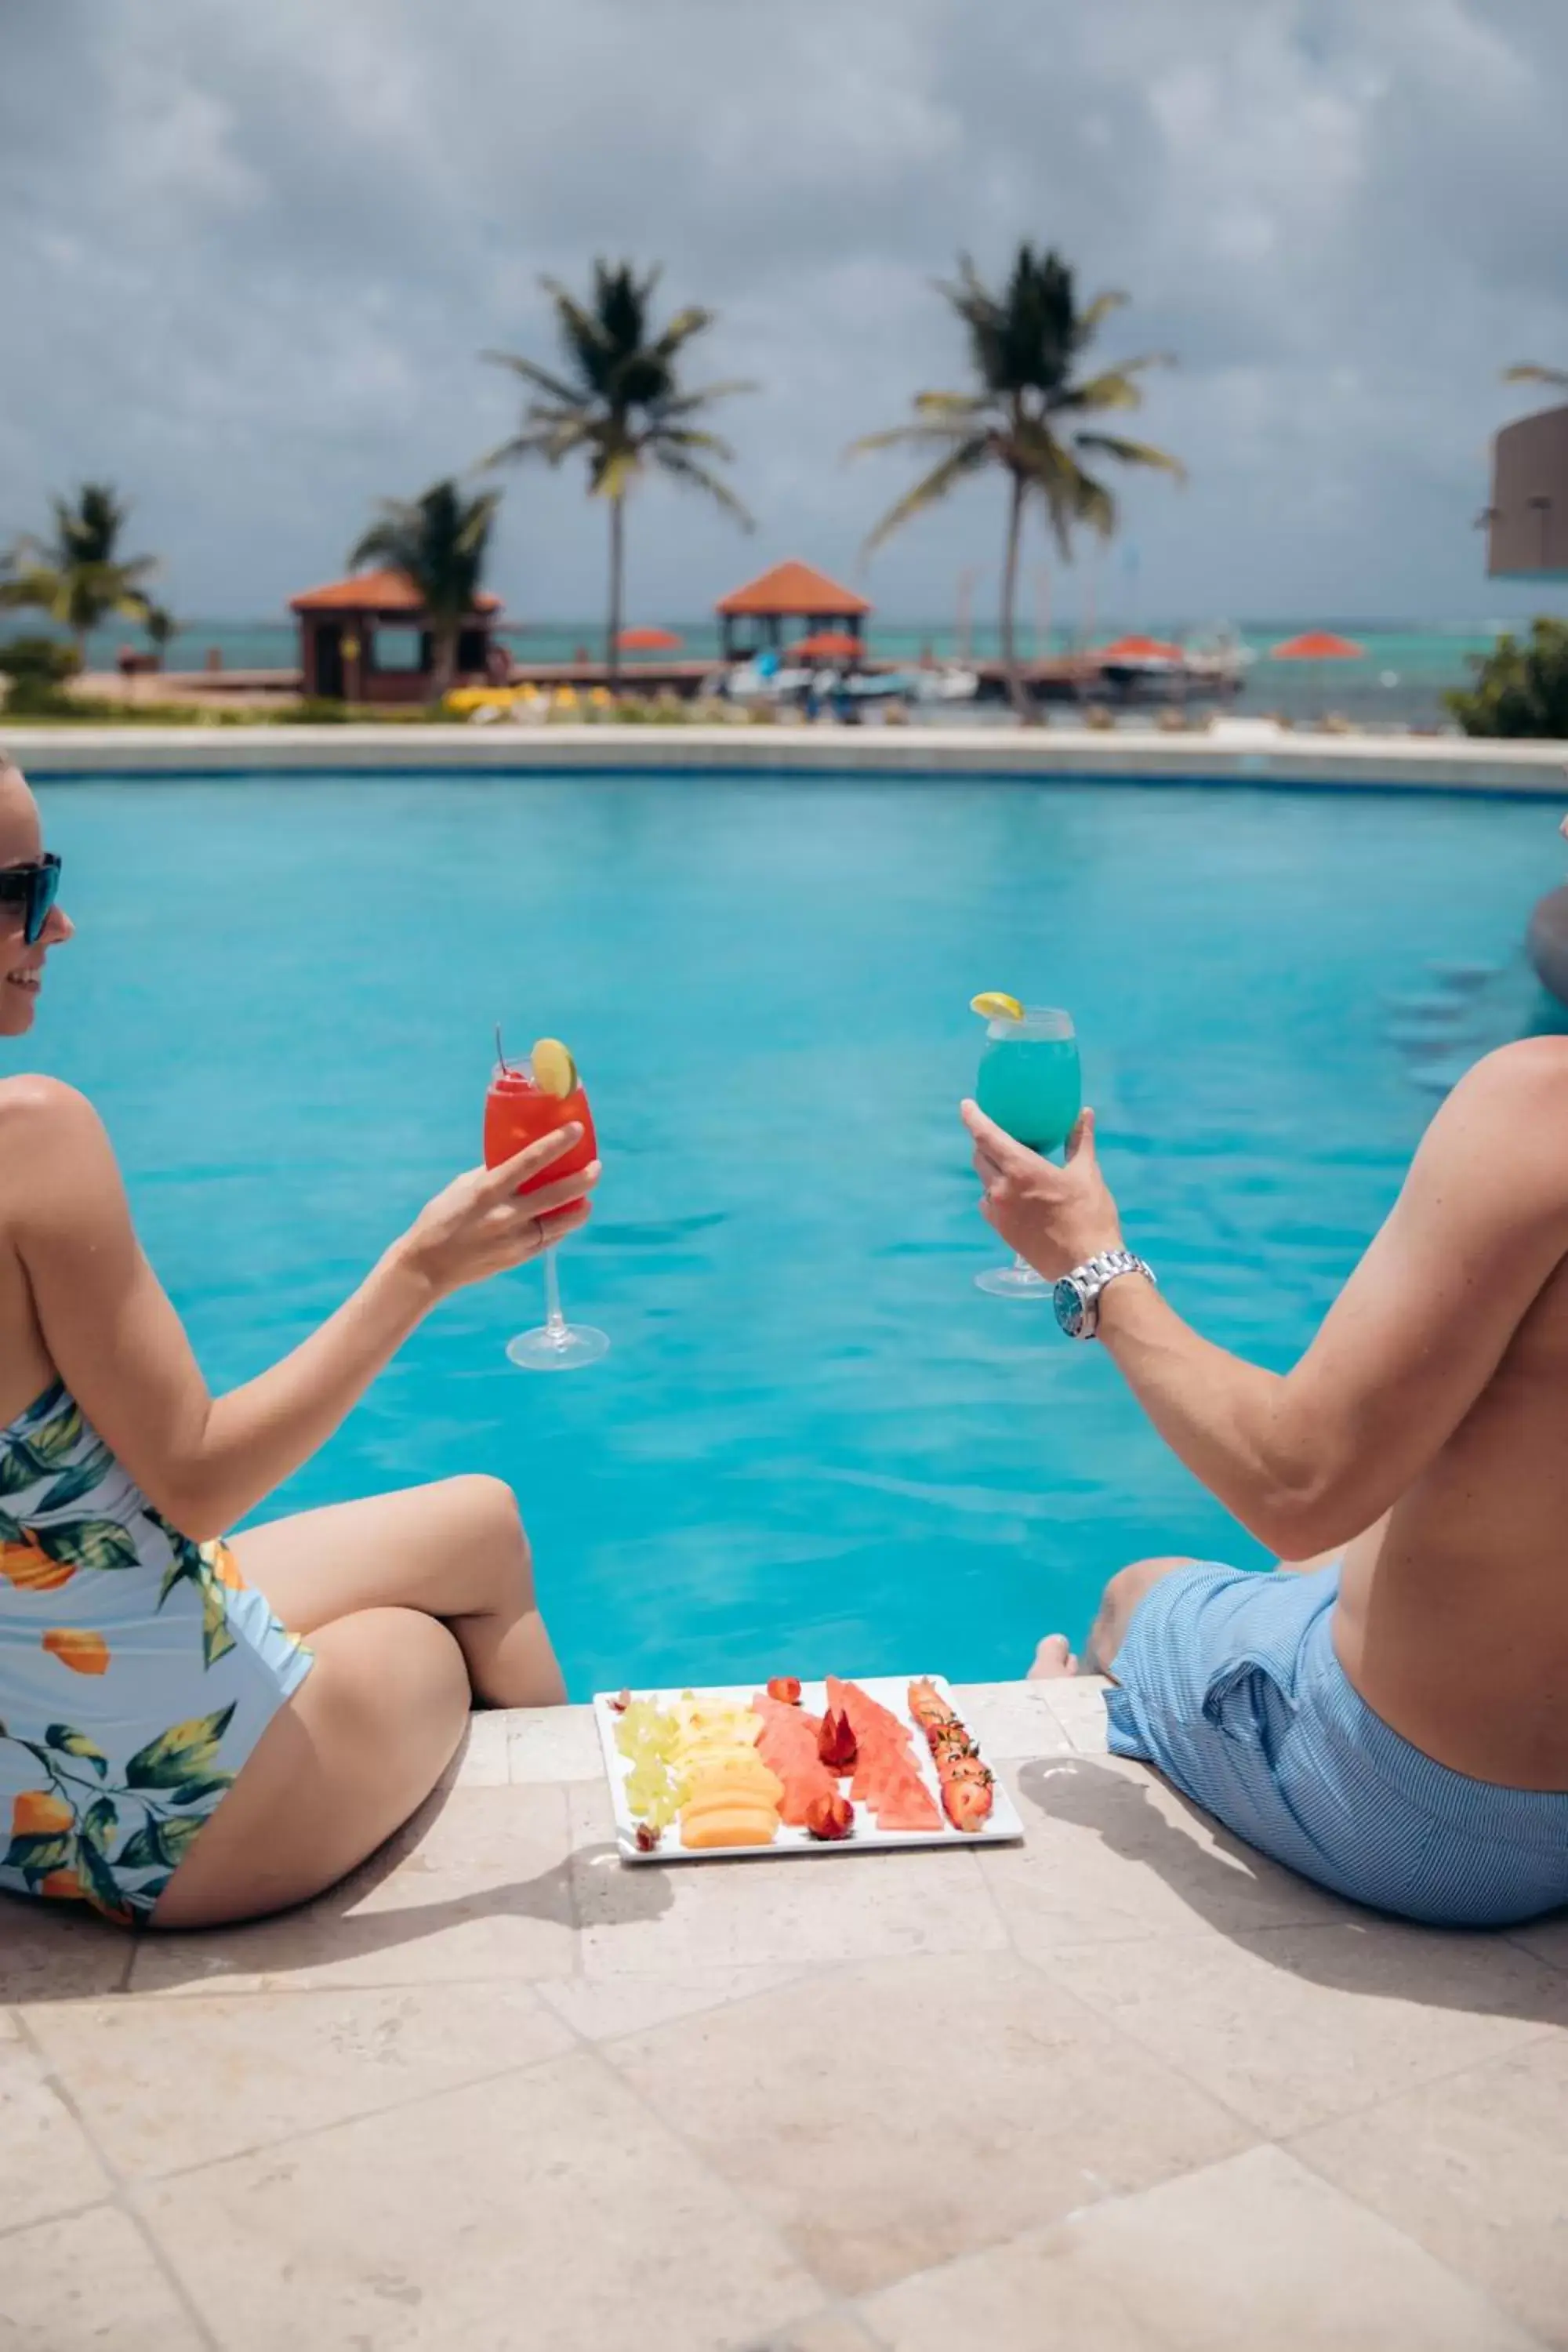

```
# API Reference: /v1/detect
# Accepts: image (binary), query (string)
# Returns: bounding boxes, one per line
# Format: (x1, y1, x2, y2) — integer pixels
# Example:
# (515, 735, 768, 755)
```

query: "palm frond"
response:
(649, 448, 754, 528)
(1072, 430, 1186, 481)
(590, 445, 643, 501)
(646, 305, 716, 365)
(481, 350, 586, 407)
(913, 390, 993, 420)
(1076, 289, 1130, 339)
(481, 415, 597, 470)
(650, 423, 738, 463)
(845, 420, 978, 460)
(860, 437, 991, 555)
(652, 379, 759, 420)
(0, 568, 60, 611)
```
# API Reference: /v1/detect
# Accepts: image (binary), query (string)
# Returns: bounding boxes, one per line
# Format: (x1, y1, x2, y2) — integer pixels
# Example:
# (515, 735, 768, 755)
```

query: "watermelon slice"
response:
(876, 1778, 942, 1833)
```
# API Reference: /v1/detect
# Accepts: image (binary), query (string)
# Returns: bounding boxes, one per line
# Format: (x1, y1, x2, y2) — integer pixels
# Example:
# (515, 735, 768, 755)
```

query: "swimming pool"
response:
(28, 772, 1563, 1694)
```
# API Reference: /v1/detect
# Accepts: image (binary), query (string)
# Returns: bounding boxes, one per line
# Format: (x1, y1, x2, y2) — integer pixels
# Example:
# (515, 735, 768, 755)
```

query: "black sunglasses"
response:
(0, 855, 62, 946)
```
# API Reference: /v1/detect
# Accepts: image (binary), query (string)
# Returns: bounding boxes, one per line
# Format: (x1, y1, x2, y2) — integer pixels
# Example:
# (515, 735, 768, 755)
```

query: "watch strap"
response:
(1058, 1249, 1156, 1338)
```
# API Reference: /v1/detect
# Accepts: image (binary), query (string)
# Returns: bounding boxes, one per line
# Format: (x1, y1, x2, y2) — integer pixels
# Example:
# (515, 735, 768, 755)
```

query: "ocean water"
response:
(16, 615, 1515, 730)
(25, 772, 1564, 1694)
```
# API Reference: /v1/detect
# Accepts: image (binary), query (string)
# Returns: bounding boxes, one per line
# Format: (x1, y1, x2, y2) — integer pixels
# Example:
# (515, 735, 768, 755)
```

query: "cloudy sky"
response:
(5, 0, 1566, 628)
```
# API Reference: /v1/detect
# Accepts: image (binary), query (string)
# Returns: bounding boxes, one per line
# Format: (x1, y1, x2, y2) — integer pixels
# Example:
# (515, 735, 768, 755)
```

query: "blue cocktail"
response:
(975, 1007, 1081, 1298)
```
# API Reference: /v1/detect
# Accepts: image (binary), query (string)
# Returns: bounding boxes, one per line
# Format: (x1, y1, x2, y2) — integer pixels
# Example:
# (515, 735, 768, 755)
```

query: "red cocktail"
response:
(485, 1040, 608, 1370)
(484, 1065, 597, 1217)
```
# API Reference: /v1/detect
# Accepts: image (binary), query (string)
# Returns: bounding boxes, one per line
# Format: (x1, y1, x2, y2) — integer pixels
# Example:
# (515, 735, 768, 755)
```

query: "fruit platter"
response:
(593, 1674, 1024, 1864)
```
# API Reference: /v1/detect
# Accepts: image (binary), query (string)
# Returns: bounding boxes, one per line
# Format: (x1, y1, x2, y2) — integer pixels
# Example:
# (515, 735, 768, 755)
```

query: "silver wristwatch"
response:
(1053, 1249, 1156, 1340)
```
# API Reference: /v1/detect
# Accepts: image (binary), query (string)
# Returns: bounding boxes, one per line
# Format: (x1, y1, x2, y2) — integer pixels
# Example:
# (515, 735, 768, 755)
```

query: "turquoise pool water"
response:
(27, 774, 1564, 1695)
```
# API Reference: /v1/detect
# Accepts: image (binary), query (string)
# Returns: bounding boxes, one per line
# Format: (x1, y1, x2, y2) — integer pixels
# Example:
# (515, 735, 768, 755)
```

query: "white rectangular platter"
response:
(593, 1675, 1024, 1865)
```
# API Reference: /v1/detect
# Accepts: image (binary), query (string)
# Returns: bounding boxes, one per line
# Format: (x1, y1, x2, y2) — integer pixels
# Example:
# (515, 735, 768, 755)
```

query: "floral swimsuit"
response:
(0, 1381, 313, 1924)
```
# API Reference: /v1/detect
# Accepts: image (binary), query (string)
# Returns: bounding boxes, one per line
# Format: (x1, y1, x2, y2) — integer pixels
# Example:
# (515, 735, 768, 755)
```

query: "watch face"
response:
(1053, 1277, 1085, 1337)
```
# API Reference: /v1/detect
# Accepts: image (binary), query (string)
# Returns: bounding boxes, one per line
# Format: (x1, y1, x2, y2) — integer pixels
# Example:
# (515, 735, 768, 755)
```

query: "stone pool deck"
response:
(9, 717, 1568, 795)
(5, 1682, 1567, 2350)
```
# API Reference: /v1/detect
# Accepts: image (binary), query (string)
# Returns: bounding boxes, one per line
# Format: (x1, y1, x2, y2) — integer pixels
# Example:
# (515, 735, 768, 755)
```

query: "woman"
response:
(0, 757, 598, 1929)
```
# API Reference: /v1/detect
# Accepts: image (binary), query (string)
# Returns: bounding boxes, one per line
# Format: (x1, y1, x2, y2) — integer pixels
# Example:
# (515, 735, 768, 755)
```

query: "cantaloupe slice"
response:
(677, 1742, 779, 1780)
(684, 1762, 783, 1807)
(681, 1803, 779, 1849)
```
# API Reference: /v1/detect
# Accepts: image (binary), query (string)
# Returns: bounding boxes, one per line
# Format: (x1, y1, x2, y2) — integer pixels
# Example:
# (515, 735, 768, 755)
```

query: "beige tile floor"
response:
(3, 1679, 1566, 2351)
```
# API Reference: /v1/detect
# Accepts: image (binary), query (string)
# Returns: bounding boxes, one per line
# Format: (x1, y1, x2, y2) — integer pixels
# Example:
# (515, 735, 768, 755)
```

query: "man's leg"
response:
(1030, 1555, 1202, 1681)
(1031, 1515, 1392, 1680)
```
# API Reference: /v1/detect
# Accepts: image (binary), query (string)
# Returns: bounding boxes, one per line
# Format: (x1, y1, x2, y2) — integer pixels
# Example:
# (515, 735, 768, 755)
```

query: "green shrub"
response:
(0, 635, 82, 687)
(1446, 618, 1568, 739)
(2, 677, 76, 717)
(274, 696, 352, 724)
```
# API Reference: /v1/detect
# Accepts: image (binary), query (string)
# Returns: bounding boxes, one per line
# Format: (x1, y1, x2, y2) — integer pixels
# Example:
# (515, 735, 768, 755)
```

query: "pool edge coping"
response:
(7, 720, 1568, 797)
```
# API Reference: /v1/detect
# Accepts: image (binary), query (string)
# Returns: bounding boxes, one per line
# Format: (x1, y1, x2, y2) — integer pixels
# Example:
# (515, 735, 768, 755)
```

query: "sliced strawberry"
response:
(804, 1791, 855, 1841)
(942, 1777, 995, 1831)
(817, 1708, 858, 1771)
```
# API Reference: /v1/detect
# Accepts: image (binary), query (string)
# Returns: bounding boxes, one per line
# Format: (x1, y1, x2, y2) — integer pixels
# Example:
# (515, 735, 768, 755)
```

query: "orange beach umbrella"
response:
(616, 626, 684, 652)
(789, 630, 865, 661)
(1268, 630, 1365, 661)
(1097, 633, 1185, 662)
(1267, 629, 1364, 720)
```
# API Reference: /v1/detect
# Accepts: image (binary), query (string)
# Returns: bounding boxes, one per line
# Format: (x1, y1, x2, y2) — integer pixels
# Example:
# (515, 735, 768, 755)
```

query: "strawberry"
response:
(817, 1707, 858, 1771)
(804, 1791, 855, 1841)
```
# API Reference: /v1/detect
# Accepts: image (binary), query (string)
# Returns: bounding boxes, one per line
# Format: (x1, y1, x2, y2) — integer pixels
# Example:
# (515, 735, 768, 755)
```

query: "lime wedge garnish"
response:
(531, 1038, 578, 1098)
(970, 992, 1024, 1022)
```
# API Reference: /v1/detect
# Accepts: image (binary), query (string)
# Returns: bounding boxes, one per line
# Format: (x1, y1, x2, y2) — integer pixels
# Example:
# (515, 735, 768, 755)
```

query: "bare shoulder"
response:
(1413, 1038, 1568, 1232)
(0, 1073, 106, 1145)
(1445, 1036, 1568, 1123)
(0, 1077, 114, 1211)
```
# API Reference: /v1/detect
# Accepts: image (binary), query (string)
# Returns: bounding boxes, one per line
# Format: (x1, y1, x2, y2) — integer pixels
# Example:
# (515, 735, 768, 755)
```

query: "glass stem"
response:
(543, 1245, 568, 1339)
(1013, 1251, 1032, 1276)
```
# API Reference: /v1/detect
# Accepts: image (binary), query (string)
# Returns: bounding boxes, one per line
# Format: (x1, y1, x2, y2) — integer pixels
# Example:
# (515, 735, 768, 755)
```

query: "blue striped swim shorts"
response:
(1103, 1560, 1568, 1928)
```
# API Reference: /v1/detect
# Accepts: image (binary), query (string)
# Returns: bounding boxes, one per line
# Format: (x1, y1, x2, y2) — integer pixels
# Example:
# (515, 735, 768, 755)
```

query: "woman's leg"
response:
(230, 1475, 565, 1708)
(151, 1606, 470, 1930)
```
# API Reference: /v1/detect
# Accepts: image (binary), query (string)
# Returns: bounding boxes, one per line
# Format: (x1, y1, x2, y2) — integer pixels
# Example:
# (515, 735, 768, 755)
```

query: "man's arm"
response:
(964, 1040, 1568, 1559)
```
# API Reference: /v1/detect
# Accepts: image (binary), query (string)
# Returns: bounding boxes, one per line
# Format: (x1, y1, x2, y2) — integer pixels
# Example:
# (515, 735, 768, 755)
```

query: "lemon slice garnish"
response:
(970, 991, 1024, 1022)
(531, 1038, 578, 1098)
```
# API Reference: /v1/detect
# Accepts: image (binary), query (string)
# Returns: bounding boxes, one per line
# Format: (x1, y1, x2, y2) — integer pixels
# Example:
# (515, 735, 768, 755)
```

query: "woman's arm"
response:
(963, 1039, 1568, 1558)
(1, 1078, 598, 1540)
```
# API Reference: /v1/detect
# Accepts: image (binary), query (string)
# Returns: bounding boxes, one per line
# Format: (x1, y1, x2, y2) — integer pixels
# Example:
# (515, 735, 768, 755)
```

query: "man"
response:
(961, 1011, 1568, 1928)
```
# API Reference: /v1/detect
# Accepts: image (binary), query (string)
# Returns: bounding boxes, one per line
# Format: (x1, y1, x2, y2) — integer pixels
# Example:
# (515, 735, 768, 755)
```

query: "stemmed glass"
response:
(484, 1044, 609, 1369)
(973, 1007, 1082, 1298)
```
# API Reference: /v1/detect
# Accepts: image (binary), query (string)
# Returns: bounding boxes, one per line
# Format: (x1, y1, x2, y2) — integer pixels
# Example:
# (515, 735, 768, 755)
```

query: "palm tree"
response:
(849, 246, 1184, 720)
(350, 479, 501, 701)
(484, 261, 754, 690)
(143, 604, 177, 667)
(1, 482, 157, 667)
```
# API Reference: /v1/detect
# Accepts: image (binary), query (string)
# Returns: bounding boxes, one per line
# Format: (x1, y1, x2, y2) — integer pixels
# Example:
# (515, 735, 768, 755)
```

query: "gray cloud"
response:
(4, 0, 1566, 625)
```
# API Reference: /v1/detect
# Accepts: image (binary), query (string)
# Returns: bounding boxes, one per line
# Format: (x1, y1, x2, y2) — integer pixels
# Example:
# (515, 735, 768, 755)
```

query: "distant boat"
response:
(1095, 626, 1252, 698)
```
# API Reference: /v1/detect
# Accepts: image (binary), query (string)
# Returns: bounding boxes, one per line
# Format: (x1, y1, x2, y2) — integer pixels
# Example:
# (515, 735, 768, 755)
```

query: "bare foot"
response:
(1029, 1633, 1079, 1680)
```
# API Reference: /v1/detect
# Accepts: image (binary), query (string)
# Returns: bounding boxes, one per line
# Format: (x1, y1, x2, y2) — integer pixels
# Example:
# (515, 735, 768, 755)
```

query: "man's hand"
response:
(961, 1100, 1124, 1279)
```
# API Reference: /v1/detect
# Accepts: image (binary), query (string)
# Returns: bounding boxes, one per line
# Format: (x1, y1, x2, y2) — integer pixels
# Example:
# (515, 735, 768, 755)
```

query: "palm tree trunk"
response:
(1000, 471, 1032, 723)
(431, 622, 458, 704)
(606, 493, 626, 695)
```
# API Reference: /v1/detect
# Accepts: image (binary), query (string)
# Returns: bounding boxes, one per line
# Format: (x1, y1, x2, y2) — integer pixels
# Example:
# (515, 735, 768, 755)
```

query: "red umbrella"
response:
(789, 630, 865, 661)
(616, 626, 684, 652)
(1097, 634, 1185, 662)
(1267, 630, 1364, 722)
(1268, 630, 1365, 660)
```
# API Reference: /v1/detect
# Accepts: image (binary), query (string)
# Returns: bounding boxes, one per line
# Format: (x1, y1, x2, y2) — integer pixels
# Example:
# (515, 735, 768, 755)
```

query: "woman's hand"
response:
(397, 1126, 601, 1299)
(961, 1100, 1123, 1278)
